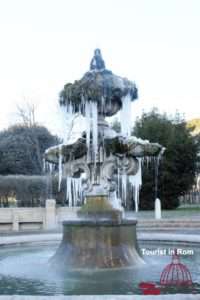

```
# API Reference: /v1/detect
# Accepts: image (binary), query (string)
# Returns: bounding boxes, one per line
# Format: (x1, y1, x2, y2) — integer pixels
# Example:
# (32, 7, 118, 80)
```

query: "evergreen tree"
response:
(134, 109, 199, 209)
(0, 125, 58, 175)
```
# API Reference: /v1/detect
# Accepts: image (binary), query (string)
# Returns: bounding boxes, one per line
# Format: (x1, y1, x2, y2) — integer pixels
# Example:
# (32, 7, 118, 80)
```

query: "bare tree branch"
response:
(16, 101, 37, 127)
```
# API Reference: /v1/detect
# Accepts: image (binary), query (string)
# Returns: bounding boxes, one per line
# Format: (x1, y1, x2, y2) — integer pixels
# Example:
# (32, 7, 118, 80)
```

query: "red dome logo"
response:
(160, 249, 192, 286)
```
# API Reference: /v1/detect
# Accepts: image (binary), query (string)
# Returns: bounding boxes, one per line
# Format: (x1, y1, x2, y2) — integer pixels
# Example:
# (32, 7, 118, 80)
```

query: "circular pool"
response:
(0, 240, 199, 295)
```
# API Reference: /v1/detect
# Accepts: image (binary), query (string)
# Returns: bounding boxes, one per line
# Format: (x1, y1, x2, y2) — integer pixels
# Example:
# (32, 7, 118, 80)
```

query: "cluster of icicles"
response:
(45, 93, 160, 211)
(118, 156, 162, 212)
(43, 158, 84, 207)
(119, 159, 142, 213)
(45, 99, 99, 207)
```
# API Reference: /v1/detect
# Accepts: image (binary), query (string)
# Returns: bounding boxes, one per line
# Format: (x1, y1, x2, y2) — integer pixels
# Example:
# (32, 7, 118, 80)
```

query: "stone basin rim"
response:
(62, 218, 137, 226)
(0, 295, 198, 299)
(1, 232, 200, 246)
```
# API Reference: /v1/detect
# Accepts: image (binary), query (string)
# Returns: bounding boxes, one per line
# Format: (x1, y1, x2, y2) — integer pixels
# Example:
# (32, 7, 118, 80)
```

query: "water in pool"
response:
(0, 241, 199, 295)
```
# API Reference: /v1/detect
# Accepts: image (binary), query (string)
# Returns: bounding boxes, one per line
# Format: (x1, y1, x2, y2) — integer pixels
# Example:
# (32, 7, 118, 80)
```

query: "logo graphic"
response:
(139, 282, 161, 295)
(139, 248, 193, 295)
(160, 249, 192, 286)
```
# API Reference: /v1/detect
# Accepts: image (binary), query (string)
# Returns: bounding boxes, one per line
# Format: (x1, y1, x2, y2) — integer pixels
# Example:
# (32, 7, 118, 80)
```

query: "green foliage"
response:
(0, 175, 68, 207)
(0, 175, 46, 207)
(134, 109, 199, 210)
(0, 125, 59, 175)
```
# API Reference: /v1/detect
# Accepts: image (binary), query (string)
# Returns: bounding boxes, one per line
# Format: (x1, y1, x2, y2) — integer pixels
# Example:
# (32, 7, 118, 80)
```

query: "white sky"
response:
(0, 0, 200, 134)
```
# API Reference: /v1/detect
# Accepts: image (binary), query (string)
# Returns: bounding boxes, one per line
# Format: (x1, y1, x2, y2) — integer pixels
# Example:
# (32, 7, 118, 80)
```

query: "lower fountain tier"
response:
(51, 218, 144, 269)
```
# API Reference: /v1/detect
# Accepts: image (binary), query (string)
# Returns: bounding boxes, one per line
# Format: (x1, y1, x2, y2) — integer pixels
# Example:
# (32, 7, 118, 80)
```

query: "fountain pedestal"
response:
(52, 218, 143, 269)
(51, 188, 144, 269)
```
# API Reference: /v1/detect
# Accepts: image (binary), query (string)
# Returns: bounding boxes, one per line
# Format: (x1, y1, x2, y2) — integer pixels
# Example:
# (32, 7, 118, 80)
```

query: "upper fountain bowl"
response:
(59, 49, 138, 117)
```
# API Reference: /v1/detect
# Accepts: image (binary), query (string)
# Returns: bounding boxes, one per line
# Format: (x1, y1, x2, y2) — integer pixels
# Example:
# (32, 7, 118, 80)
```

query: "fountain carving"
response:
(45, 49, 163, 269)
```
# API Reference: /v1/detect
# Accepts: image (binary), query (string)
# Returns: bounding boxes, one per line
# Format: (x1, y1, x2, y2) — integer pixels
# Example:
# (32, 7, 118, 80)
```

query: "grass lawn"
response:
(127, 205, 200, 219)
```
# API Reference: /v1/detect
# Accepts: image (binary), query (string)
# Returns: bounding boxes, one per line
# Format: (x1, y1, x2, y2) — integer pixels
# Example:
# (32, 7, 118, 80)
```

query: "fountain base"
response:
(77, 195, 123, 222)
(51, 218, 144, 269)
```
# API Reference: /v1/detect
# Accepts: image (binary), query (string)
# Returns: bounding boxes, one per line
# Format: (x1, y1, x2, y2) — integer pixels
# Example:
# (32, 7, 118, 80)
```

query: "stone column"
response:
(44, 199, 57, 230)
(12, 210, 19, 231)
(155, 198, 162, 219)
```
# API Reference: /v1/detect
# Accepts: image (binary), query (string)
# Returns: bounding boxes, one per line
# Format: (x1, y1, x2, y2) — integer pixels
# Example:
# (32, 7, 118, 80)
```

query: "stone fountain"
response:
(45, 49, 163, 270)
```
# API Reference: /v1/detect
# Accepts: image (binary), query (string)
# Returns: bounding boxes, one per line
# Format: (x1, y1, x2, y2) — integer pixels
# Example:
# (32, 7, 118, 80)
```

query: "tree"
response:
(16, 102, 44, 170)
(0, 125, 58, 175)
(17, 102, 37, 128)
(133, 109, 199, 209)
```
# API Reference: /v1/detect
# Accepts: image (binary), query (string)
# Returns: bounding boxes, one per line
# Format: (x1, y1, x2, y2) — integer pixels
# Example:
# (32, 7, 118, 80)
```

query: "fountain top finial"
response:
(90, 49, 106, 71)
(59, 49, 138, 116)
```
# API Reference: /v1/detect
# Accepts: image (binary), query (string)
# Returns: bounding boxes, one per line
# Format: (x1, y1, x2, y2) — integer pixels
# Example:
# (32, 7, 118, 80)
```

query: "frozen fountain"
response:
(45, 49, 163, 270)
(0, 50, 199, 296)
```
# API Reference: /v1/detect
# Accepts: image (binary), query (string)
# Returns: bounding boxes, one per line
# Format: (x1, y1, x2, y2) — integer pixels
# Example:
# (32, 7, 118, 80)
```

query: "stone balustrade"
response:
(0, 200, 79, 231)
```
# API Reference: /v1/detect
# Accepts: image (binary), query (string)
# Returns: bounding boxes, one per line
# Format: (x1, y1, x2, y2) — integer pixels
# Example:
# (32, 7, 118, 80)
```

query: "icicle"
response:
(66, 101, 73, 115)
(91, 102, 98, 163)
(154, 147, 165, 200)
(58, 145, 63, 191)
(117, 166, 120, 198)
(49, 163, 53, 175)
(110, 191, 121, 210)
(58, 103, 74, 144)
(101, 96, 105, 114)
(81, 95, 85, 114)
(141, 157, 145, 167)
(121, 174, 127, 206)
(66, 177, 83, 207)
(72, 178, 81, 206)
(85, 101, 91, 159)
(85, 101, 98, 163)
(43, 158, 46, 173)
(129, 158, 142, 212)
(120, 93, 132, 137)
(146, 156, 150, 168)
(66, 177, 72, 207)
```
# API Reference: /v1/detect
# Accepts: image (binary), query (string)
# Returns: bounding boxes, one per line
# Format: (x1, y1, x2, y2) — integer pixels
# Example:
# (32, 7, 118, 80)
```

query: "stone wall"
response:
(0, 200, 79, 232)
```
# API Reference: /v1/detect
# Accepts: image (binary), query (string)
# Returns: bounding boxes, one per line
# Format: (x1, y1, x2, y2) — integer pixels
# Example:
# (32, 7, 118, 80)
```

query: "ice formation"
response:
(44, 50, 164, 212)
(45, 100, 163, 211)
(129, 158, 142, 212)
(120, 93, 132, 137)
(110, 191, 122, 211)
(85, 101, 98, 162)
(66, 177, 83, 207)
(58, 104, 73, 144)
(58, 145, 63, 191)
(121, 174, 127, 206)
(43, 160, 54, 175)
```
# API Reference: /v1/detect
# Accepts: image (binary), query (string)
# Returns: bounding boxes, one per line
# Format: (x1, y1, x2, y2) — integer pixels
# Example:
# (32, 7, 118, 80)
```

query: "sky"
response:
(0, 0, 200, 135)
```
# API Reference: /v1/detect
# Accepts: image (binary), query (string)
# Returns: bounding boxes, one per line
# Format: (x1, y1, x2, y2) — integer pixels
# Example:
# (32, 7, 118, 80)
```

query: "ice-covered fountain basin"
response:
(0, 234, 200, 295)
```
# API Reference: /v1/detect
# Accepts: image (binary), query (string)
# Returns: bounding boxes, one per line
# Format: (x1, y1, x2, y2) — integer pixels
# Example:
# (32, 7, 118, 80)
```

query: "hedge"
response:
(0, 175, 67, 207)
